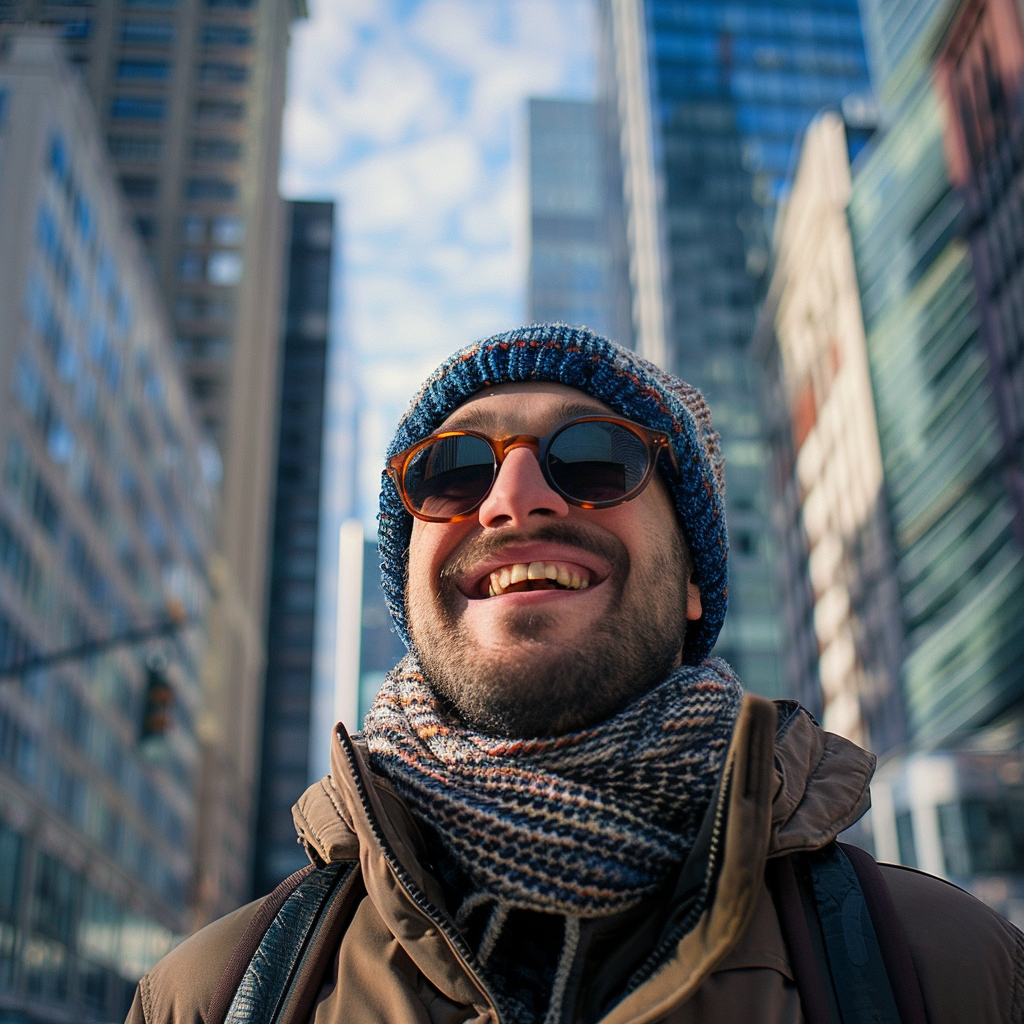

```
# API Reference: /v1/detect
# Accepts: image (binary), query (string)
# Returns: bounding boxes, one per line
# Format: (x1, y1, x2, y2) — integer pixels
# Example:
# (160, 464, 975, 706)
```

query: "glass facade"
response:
(527, 98, 620, 341)
(604, 0, 872, 695)
(0, 37, 214, 1021)
(252, 201, 334, 897)
(849, 77, 1024, 742)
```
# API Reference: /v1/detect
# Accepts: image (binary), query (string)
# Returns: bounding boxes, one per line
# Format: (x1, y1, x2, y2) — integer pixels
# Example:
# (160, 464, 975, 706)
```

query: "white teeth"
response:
(485, 562, 592, 597)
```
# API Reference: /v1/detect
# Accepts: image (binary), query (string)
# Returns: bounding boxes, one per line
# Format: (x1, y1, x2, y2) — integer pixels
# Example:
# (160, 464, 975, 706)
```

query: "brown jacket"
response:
(127, 696, 1024, 1023)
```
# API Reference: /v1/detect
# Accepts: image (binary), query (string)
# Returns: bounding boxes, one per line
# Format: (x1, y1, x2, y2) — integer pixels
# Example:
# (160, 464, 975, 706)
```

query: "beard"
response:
(406, 520, 691, 737)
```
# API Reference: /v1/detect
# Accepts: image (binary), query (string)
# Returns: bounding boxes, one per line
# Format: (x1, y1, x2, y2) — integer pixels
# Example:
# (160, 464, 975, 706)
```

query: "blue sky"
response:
(279, 0, 597, 763)
(282, 0, 596, 529)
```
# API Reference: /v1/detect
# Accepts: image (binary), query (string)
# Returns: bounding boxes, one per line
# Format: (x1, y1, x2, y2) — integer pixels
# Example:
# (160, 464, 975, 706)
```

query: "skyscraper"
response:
(0, 0, 305, 917)
(252, 199, 333, 897)
(599, 0, 872, 695)
(0, 33, 214, 1019)
(527, 98, 623, 342)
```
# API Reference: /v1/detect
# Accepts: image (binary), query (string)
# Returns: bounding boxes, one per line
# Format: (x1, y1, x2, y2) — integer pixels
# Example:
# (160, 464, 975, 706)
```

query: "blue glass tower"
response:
(601, 0, 872, 694)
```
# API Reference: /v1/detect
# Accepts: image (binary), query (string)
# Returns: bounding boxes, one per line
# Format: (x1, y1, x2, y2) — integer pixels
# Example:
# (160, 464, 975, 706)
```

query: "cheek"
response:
(408, 520, 473, 598)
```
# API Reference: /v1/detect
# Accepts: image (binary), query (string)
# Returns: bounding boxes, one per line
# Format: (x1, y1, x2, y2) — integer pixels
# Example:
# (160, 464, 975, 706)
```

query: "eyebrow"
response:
(442, 398, 612, 433)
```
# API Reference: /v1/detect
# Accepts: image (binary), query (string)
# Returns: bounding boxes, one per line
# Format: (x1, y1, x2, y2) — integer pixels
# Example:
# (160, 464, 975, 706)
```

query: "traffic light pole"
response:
(0, 611, 194, 679)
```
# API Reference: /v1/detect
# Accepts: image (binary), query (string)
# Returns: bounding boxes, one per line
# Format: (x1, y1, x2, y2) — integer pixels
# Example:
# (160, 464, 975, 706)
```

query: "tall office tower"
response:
(598, 0, 872, 695)
(755, 113, 905, 753)
(849, 0, 1024, 748)
(0, 33, 214, 1020)
(936, 0, 1024, 546)
(527, 98, 625, 343)
(0, 0, 305, 919)
(252, 200, 333, 897)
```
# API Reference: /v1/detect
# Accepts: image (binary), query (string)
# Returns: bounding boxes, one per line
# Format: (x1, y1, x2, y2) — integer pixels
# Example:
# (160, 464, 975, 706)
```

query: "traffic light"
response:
(140, 659, 174, 739)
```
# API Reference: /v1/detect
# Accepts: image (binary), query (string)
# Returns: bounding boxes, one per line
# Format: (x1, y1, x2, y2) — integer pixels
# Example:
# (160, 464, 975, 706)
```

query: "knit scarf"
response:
(363, 654, 743, 920)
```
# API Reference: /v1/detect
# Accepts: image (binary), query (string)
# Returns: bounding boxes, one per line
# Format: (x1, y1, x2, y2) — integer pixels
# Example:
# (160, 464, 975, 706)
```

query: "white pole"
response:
(334, 519, 364, 732)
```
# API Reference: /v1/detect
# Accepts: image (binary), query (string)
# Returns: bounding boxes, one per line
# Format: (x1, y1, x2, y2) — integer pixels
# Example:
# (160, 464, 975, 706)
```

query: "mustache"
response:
(439, 521, 626, 583)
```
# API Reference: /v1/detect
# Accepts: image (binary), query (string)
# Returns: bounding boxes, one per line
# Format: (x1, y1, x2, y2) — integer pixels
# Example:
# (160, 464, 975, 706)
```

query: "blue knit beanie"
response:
(378, 324, 729, 664)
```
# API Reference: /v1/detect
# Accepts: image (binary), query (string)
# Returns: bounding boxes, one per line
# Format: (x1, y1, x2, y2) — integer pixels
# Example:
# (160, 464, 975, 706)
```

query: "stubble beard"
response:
(407, 521, 691, 738)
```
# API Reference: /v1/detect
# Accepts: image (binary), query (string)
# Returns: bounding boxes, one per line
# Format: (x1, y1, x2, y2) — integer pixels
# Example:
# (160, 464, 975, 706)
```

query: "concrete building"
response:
(252, 200, 333, 897)
(755, 113, 905, 752)
(598, 0, 873, 696)
(527, 98, 624, 343)
(0, 0, 305, 918)
(0, 33, 214, 1020)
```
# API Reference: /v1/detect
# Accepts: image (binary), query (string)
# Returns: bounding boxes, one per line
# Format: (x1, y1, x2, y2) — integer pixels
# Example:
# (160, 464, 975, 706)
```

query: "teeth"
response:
(484, 562, 592, 597)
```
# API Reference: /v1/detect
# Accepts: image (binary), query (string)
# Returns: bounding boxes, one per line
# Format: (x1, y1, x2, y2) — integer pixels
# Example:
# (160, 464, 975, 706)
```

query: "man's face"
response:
(405, 382, 703, 737)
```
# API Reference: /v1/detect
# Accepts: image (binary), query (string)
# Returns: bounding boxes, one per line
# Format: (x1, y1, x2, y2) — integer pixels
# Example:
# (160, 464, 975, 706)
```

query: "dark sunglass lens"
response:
(547, 422, 649, 503)
(403, 435, 495, 517)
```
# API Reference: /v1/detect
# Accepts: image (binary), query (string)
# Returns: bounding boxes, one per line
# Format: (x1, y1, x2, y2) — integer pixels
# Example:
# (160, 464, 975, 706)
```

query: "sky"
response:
(281, 0, 597, 524)
(279, 0, 597, 766)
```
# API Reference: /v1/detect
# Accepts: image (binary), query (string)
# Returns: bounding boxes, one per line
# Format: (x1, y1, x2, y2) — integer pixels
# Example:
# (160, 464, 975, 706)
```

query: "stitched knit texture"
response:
(378, 323, 729, 664)
(363, 653, 743, 917)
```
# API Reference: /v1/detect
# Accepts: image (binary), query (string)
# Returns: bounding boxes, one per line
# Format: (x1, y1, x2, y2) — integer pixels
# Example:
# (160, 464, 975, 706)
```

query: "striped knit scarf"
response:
(363, 654, 743, 920)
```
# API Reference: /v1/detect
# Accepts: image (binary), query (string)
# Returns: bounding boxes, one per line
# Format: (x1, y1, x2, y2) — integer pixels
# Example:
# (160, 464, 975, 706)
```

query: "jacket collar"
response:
(291, 695, 875, 1023)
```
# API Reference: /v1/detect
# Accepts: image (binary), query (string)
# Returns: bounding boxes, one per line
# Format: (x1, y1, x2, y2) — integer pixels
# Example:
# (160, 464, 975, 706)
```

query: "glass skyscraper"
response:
(252, 200, 334, 897)
(600, 0, 872, 694)
(849, 3, 1024, 744)
(527, 98, 626, 343)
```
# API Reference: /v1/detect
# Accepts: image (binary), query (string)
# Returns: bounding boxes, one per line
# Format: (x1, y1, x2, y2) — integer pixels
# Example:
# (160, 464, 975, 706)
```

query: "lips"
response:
(453, 544, 611, 600)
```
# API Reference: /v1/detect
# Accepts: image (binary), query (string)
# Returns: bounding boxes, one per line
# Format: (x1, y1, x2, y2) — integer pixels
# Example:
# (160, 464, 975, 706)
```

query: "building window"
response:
(191, 138, 242, 161)
(198, 61, 248, 84)
(194, 99, 244, 121)
(124, 0, 178, 7)
(207, 250, 242, 285)
(205, 0, 256, 7)
(120, 175, 158, 199)
(200, 24, 252, 46)
(211, 215, 243, 243)
(116, 59, 170, 80)
(108, 135, 163, 160)
(110, 96, 166, 120)
(61, 20, 91, 39)
(178, 251, 204, 281)
(185, 177, 237, 201)
(120, 20, 174, 45)
(135, 216, 157, 240)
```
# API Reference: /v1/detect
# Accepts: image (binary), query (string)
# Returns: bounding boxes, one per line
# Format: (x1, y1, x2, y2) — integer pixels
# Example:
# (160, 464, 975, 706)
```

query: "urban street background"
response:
(0, 0, 1022, 1020)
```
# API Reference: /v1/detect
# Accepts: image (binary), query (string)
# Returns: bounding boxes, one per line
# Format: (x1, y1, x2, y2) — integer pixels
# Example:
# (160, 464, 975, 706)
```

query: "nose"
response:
(477, 446, 570, 528)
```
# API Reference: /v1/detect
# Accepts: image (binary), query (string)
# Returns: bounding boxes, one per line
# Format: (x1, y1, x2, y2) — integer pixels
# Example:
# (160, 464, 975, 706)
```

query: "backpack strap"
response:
(207, 860, 363, 1024)
(770, 842, 929, 1024)
(766, 854, 836, 1024)
(839, 843, 929, 1024)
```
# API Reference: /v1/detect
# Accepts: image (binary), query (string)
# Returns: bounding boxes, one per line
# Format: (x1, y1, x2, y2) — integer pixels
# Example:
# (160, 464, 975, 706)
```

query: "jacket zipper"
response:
(337, 729, 506, 1023)
(616, 757, 734, 1004)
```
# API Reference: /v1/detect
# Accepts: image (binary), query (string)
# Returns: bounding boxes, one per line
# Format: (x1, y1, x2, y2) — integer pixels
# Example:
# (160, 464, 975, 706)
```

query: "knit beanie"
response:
(378, 323, 729, 664)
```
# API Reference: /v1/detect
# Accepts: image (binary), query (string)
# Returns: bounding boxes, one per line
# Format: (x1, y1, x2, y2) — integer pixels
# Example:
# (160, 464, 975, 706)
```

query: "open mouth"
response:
(478, 561, 592, 598)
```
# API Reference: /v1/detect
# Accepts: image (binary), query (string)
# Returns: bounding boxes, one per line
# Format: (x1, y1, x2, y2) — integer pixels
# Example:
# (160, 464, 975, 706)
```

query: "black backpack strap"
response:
(770, 842, 928, 1024)
(207, 860, 363, 1024)
(839, 843, 928, 1024)
(208, 864, 315, 1024)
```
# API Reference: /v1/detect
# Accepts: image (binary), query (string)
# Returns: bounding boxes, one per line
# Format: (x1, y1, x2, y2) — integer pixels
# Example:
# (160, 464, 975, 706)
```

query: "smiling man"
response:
(130, 325, 1023, 1024)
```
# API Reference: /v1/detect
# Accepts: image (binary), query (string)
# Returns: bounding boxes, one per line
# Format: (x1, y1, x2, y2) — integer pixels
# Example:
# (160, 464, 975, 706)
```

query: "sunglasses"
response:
(388, 415, 680, 523)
